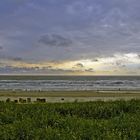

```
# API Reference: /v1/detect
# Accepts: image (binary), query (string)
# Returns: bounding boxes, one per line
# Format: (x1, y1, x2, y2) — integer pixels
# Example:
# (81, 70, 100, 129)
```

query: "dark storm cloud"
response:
(38, 34, 72, 47)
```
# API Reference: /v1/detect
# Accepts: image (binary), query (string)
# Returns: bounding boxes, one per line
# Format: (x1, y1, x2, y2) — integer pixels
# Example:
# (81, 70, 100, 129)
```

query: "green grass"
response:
(0, 100, 140, 140)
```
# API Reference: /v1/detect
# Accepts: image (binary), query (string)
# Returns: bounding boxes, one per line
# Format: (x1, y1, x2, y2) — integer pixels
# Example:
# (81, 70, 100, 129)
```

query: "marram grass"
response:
(0, 100, 140, 140)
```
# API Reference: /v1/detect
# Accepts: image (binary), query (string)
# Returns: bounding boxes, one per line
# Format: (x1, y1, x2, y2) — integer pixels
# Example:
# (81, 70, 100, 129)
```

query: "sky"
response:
(0, 0, 140, 75)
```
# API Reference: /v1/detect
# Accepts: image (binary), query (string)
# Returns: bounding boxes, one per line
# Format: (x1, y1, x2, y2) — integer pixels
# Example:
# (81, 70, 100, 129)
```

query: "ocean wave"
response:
(0, 79, 140, 91)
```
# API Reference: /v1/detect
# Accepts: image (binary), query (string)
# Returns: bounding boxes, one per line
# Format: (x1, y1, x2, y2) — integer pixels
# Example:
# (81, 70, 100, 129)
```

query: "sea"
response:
(0, 75, 140, 91)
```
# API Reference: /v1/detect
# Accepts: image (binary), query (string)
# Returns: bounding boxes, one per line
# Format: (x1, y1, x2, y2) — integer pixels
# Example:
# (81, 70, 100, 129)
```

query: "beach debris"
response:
(14, 100, 18, 103)
(36, 98, 46, 103)
(19, 98, 26, 103)
(61, 98, 64, 101)
(27, 98, 31, 103)
(6, 98, 11, 103)
(74, 99, 78, 103)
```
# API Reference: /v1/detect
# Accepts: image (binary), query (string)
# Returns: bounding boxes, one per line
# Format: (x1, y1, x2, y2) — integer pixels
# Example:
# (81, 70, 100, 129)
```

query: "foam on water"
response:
(0, 76, 140, 91)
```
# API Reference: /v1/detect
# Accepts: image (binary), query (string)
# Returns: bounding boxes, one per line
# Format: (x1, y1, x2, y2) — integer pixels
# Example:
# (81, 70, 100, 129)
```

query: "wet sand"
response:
(0, 90, 140, 102)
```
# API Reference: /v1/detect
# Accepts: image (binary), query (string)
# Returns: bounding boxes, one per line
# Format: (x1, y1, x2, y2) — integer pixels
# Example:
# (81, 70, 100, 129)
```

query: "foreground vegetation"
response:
(0, 100, 140, 140)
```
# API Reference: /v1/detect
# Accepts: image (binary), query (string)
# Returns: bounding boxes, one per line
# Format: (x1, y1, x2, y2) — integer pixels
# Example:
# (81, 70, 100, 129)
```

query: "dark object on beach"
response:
(36, 98, 46, 103)
(22, 99, 26, 103)
(14, 100, 18, 103)
(74, 99, 78, 103)
(19, 98, 26, 103)
(6, 98, 11, 103)
(19, 98, 23, 103)
(27, 98, 31, 103)
(61, 98, 64, 101)
(36, 98, 40, 102)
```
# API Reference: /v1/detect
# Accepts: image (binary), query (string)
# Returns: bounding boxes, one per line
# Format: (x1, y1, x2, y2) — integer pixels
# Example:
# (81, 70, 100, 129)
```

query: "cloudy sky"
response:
(0, 0, 140, 75)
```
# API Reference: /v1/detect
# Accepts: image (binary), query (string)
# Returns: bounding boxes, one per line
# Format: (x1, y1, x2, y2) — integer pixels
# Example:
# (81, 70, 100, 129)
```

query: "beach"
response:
(1, 90, 140, 103)
(1, 76, 140, 102)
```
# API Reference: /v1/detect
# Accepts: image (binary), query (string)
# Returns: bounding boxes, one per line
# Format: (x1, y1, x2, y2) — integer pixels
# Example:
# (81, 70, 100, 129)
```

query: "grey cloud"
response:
(91, 59, 98, 62)
(85, 68, 94, 72)
(41, 66, 52, 70)
(75, 63, 84, 68)
(115, 61, 126, 68)
(1, 0, 140, 73)
(52, 68, 82, 73)
(12, 57, 23, 61)
(46, 66, 52, 69)
(0, 55, 23, 61)
(0, 65, 42, 74)
(38, 34, 72, 47)
(0, 46, 3, 50)
(0, 66, 27, 73)
(115, 60, 123, 66)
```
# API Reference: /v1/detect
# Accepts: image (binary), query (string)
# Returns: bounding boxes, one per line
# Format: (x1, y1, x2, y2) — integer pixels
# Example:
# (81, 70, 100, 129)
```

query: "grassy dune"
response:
(0, 100, 140, 139)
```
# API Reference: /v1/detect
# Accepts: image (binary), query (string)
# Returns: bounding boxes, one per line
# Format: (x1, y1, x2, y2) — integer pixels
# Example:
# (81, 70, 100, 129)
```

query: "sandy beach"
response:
(0, 90, 140, 103)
